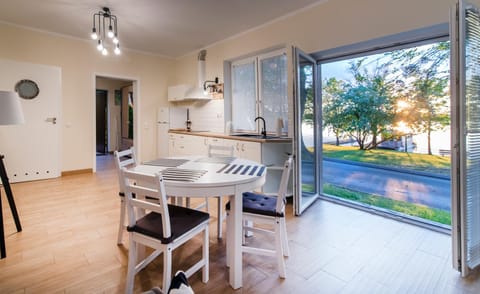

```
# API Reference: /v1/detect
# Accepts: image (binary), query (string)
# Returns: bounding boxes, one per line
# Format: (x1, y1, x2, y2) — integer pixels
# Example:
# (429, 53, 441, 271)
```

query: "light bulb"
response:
(113, 36, 119, 44)
(102, 48, 108, 55)
(108, 25, 114, 38)
(114, 44, 121, 55)
(91, 28, 97, 40)
(97, 40, 103, 51)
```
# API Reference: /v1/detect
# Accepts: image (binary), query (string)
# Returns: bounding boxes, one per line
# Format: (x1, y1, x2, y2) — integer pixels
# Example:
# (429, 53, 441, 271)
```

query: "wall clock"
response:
(15, 79, 39, 100)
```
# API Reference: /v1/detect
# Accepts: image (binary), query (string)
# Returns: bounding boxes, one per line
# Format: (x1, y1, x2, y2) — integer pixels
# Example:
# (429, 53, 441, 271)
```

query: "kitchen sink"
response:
(231, 133, 280, 139)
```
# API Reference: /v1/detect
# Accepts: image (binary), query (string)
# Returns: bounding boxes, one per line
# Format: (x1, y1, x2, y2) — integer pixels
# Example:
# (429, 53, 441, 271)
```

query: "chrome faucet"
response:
(255, 116, 266, 138)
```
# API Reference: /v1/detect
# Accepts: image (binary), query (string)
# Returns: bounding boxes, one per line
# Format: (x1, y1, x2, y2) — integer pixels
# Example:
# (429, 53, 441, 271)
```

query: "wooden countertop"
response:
(169, 129, 292, 143)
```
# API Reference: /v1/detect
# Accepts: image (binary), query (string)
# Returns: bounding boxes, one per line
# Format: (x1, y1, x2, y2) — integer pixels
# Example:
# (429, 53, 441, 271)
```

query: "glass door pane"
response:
(294, 48, 320, 215)
(259, 51, 288, 134)
(231, 58, 257, 132)
(451, 0, 480, 276)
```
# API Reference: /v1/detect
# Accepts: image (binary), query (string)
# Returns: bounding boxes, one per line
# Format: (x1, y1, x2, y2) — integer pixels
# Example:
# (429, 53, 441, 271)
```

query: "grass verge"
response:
(322, 183, 451, 225)
(319, 144, 451, 175)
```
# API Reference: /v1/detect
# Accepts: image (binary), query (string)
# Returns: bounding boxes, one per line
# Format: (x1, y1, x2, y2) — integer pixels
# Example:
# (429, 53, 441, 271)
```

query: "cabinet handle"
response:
(241, 143, 245, 152)
(236, 143, 240, 151)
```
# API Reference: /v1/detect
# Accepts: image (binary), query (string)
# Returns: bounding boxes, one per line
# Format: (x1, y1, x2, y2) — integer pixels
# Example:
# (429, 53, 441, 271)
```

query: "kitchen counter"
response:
(169, 129, 292, 143)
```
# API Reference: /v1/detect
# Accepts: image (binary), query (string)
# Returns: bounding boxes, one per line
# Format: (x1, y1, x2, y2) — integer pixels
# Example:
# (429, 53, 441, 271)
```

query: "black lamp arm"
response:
(203, 77, 219, 90)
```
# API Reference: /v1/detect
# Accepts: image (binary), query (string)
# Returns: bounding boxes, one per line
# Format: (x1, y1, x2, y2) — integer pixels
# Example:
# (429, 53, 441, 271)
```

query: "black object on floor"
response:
(168, 271, 193, 294)
(0, 154, 23, 259)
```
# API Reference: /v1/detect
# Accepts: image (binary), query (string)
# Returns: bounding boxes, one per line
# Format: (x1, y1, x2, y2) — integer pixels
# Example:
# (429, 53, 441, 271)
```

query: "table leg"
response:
(228, 187, 242, 289)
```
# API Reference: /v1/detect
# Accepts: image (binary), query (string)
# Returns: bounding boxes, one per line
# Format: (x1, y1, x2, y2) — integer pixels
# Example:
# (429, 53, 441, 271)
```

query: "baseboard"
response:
(61, 168, 93, 176)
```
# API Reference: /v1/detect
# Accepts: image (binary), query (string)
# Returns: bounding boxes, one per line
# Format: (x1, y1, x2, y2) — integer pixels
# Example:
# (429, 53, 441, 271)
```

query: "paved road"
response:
(301, 160, 451, 211)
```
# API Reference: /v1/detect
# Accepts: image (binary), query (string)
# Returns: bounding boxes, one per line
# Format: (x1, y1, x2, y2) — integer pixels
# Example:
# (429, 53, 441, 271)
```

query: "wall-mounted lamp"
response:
(203, 77, 219, 94)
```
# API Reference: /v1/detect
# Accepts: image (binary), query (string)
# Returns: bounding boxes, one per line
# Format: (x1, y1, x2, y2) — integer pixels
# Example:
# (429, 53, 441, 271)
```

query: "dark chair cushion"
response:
(226, 192, 284, 217)
(127, 205, 209, 244)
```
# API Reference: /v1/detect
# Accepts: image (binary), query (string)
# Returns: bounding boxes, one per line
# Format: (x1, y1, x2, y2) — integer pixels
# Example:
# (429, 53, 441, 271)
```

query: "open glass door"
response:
(451, 0, 480, 276)
(293, 47, 321, 215)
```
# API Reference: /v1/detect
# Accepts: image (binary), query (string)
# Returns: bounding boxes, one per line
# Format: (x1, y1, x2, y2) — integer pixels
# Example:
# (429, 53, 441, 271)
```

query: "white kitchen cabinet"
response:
(262, 143, 292, 195)
(169, 133, 216, 156)
(168, 134, 176, 156)
(168, 84, 191, 102)
(169, 133, 202, 156)
(229, 140, 261, 162)
(205, 137, 224, 149)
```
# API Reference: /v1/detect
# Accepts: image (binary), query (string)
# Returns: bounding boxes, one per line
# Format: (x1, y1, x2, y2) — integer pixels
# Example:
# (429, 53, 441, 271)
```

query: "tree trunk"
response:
(427, 120, 432, 155)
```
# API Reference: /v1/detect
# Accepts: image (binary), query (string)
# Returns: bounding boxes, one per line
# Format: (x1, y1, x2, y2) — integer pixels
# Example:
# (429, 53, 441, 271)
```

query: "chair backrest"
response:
(208, 144, 234, 157)
(276, 155, 293, 214)
(121, 168, 171, 238)
(114, 147, 137, 194)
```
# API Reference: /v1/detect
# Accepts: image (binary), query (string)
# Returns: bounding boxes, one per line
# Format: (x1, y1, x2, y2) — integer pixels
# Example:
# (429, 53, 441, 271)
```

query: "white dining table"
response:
(132, 156, 266, 289)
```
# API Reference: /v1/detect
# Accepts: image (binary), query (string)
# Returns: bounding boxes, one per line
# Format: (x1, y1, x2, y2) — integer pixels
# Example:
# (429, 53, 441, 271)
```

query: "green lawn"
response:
(320, 144, 451, 175)
(302, 145, 452, 225)
(322, 183, 451, 225)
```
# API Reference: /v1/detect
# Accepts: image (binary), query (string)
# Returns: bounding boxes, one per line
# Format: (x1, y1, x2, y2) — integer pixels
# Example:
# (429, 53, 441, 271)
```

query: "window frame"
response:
(229, 48, 288, 134)
(314, 24, 451, 233)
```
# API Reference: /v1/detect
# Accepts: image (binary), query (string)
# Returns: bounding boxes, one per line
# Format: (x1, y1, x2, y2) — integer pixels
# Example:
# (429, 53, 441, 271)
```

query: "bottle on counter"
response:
(186, 108, 192, 131)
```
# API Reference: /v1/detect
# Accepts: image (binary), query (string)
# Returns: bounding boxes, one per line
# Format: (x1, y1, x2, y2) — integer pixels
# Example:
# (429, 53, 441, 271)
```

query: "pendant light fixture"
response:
(91, 7, 121, 56)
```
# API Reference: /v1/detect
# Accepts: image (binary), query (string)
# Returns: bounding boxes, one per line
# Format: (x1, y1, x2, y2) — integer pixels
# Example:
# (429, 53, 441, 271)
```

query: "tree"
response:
(323, 59, 396, 150)
(389, 42, 450, 154)
(323, 78, 347, 145)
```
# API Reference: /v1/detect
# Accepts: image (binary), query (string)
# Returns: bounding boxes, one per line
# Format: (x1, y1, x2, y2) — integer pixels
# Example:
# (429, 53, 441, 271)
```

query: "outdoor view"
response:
(304, 40, 451, 225)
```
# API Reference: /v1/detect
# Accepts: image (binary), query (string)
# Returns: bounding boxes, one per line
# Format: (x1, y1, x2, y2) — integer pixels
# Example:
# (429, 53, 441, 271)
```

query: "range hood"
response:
(168, 50, 211, 101)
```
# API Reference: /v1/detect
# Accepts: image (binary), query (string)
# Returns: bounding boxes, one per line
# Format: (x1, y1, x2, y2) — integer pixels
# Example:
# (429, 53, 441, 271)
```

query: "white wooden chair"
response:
(122, 168, 209, 294)
(207, 144, 234, 239)
(113, 147, 137, 245)
(226, 155, 293, 278)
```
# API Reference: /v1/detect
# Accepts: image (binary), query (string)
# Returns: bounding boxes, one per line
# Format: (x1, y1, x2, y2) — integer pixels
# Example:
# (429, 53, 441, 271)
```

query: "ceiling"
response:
(0, 0, 325, 58)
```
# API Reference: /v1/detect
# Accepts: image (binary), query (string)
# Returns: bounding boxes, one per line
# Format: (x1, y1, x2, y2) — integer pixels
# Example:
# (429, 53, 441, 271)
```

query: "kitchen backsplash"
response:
(169, 99, 224, 133)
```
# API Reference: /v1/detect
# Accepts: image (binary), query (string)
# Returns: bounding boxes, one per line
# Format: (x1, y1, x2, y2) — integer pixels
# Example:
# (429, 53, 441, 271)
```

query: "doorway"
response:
(94, 76, 136, 170)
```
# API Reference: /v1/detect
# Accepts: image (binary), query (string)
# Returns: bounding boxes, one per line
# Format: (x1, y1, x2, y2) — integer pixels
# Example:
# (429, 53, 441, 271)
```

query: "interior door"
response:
(0, 59, 61, 183)
(96, 90, 107, 154)
(451, 0, 480, 276)
(293, 48, 321, 215)
(121, 85, 133, 150)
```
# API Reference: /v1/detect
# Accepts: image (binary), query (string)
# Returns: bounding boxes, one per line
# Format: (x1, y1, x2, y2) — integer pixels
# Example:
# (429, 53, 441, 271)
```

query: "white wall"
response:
(0, 22, 175, 172)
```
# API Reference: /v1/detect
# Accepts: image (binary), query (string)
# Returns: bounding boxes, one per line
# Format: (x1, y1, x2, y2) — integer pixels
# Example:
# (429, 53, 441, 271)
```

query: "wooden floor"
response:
(1, 154, 480, 294)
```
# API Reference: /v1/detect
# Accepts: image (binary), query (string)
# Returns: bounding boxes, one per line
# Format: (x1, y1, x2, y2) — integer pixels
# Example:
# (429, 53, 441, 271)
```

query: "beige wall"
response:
(0, 22, 175, 172)
(172, 0, 457, 139)
(174, 0, 455, 85)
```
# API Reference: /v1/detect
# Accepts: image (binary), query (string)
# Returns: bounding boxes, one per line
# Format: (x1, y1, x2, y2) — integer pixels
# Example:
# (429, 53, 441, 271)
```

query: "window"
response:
(231, 49, 288, 134)
(319, 39, 451, 227)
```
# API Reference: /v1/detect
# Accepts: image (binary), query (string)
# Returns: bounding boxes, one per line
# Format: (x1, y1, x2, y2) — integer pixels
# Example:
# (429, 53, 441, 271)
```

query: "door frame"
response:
(293, 47, 321, 215)
(93, 73, 140, 172)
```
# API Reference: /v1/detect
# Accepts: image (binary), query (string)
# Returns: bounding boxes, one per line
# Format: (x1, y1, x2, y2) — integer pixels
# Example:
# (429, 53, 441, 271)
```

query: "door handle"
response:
(46, 117, 57, 124)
